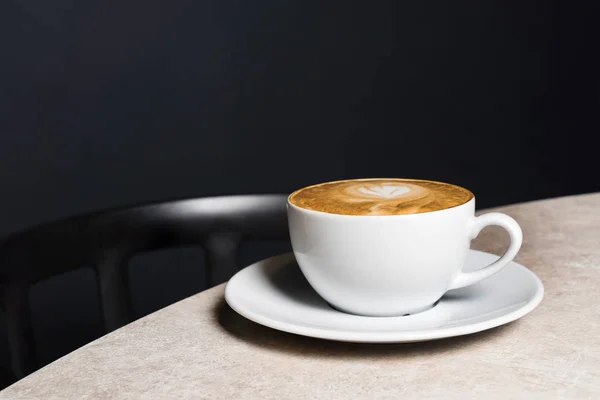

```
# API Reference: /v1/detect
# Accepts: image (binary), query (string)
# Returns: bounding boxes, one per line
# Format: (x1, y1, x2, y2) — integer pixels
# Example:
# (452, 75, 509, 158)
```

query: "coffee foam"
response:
(289, 179, 473, 216)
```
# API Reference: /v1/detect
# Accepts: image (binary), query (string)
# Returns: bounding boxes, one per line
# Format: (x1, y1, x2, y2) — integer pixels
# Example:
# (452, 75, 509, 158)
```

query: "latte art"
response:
(357, 185, 410, 198)
(289, 178, 473, 216)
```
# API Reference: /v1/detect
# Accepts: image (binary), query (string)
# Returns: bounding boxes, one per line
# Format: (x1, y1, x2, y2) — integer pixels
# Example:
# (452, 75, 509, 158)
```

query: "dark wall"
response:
(0, 0, 597, 383)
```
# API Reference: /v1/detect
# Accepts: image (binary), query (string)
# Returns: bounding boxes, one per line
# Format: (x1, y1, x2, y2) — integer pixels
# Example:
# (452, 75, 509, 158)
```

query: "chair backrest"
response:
(0, 194, 290, 380)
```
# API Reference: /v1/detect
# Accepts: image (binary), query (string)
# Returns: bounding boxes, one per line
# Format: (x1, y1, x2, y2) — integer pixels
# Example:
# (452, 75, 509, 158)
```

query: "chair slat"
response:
(204, 232, 242, 287)
(3, 282, 36, 379)
(96, 252, 134, 332)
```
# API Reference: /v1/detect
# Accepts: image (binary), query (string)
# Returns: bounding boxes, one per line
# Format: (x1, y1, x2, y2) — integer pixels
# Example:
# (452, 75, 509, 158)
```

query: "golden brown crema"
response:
(289, 179, 474, 216)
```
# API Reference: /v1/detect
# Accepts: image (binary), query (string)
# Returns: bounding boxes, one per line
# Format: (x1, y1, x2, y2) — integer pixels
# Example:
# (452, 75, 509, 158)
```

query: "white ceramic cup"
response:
(287, 189, 522, 317)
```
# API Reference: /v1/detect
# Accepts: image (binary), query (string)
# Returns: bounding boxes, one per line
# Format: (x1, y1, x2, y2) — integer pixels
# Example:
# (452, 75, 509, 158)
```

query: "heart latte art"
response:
(289, 179, 473, 216)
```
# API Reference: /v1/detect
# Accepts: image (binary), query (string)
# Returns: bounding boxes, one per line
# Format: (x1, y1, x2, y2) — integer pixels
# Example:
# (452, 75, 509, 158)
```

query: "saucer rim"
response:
(224, 250, 544, 343)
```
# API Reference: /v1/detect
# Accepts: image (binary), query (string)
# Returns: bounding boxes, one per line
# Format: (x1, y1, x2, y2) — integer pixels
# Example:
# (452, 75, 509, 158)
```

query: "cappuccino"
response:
(289, 178, 473, 216)
(287, 178, 522, 316)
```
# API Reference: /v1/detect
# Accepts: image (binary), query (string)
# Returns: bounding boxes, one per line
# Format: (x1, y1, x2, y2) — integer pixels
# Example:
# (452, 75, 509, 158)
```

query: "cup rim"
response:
(287, 178, 475, 218)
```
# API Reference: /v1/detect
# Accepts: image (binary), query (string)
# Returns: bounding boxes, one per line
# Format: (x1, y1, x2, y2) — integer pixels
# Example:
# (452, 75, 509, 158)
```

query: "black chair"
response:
(0, 194, 289, 381)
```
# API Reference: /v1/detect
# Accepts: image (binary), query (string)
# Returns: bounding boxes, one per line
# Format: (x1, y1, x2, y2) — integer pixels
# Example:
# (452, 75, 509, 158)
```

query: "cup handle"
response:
(449, 212, 523, 290)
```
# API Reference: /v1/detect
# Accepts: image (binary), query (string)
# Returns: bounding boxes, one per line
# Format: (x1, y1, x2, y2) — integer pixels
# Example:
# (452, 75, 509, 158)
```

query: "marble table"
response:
(2, 194, 599, 399)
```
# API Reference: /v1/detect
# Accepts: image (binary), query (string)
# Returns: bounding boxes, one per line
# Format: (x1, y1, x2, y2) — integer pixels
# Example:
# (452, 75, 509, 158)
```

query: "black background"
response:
(0, 0, 598, 383)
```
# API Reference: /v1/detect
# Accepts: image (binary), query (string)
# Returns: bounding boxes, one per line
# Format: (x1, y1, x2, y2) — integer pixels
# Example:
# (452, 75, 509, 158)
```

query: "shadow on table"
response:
(213, 298, 518, 359)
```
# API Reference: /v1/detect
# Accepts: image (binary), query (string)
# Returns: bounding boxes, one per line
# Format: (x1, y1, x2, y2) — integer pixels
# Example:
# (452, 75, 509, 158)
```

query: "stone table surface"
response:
(2, 193, 599, 399)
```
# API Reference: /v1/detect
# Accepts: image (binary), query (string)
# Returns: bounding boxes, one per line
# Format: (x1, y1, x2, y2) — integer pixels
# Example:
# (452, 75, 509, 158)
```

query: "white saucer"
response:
(225, 250, 544, 343)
